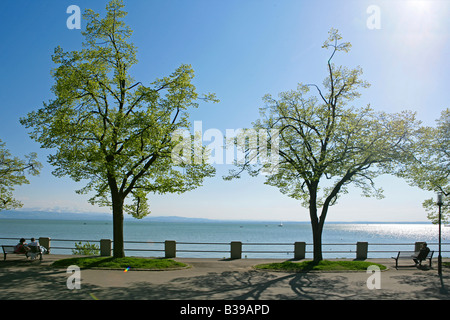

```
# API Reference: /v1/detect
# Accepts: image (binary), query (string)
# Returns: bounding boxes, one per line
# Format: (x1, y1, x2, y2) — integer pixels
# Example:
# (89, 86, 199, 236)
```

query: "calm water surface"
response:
(1, 219, 448, 258)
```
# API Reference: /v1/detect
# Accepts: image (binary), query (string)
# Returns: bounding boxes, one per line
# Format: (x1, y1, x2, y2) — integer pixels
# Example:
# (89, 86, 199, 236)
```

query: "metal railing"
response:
(1, 237, 449, 259)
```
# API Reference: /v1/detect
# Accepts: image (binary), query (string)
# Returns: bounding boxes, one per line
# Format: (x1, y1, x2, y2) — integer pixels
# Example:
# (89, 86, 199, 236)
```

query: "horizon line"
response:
(0, 209, 433, 224)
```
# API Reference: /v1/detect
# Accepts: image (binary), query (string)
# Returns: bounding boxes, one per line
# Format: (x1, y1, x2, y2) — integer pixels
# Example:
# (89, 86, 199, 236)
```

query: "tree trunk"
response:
(108, 172, 125, 258)
(311, 215, 324, 262)
(112, 196, 125, 258)
(308, 187, 324, 262)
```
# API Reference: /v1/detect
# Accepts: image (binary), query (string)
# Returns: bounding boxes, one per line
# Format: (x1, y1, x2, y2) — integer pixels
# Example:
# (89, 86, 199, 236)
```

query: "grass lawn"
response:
(51, 256, 188, 270)
(254, 260, 387, 272)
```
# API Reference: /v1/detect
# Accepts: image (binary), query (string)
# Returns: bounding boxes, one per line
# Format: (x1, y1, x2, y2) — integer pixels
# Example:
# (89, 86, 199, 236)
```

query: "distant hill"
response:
(0, 210, 221, 223)
(0, 210, 428, 224)
(0, 210, 112, 221)
(0, 210, 301, 224)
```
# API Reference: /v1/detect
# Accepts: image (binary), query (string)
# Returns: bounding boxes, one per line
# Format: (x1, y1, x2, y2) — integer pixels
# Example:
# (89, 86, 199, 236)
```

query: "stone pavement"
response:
(0, 255, 449, 301)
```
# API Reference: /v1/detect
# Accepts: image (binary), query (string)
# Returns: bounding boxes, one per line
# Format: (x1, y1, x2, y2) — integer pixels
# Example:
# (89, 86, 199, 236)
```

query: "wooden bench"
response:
(2, 245, 43, 261)
(391, 251, 434, 269)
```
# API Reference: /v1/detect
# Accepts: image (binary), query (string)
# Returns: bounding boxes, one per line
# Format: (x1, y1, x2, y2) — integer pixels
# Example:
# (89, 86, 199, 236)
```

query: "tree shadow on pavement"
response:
(94, 269, 450, 300)
(390, 271, 449, 299)
(1, 265, 449, 300)
(0, 267, 92, 299)
(1, 268, 359, 300)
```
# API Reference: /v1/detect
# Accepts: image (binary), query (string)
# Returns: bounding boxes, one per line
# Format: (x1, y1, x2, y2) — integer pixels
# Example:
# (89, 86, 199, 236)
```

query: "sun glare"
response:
(391, 0, 446, 45)
(408, 0, 431, 10)
(384, 0, 448, 79)
(401, 0, 433, 32)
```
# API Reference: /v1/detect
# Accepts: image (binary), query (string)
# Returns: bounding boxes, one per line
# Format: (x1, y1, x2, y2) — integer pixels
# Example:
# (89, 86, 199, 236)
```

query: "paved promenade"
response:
(0, 255, 449, 301)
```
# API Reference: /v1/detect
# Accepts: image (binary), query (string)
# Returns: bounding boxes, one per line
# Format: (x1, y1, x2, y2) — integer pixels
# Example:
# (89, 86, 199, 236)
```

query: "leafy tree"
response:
(20, 0, 217, 258)
(397, 109, 449, 224)
(0, 139, 41, 211)
(226, 29, 420, 261)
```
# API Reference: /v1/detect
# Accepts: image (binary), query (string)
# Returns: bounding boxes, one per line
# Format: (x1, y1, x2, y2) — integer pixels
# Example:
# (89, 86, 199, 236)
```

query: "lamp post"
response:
(437, 192, 443, 275)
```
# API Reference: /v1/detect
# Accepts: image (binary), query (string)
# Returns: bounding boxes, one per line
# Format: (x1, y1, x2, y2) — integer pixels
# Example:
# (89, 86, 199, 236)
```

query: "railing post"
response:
(165, 240, 176, 258)
(356, 242, 368, 260)
(230, 241, 242, 259)
(294, 242, 306, 260)
(39, 237, 51, 254)
(100, 239, 112, 256)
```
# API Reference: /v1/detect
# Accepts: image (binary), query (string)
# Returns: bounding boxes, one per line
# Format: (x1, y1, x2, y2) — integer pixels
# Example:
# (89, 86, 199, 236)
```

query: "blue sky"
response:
(0, 0, 448, 222)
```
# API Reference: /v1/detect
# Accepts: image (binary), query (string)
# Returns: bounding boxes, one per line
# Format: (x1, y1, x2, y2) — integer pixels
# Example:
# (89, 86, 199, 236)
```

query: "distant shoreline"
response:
(0, 210, 432, 224)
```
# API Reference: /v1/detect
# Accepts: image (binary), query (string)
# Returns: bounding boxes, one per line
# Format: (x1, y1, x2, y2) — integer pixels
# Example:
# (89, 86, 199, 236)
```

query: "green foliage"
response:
(396, 109, 449, 224)
(20, 0, 217, 220)
(229, 29, 418, 208)
(72, 241, 100, 255)
(52, 256, 186, 270)
(0, 139, 42, 211)
(226, 28, 420, 261)
(254, 260, 387, 271)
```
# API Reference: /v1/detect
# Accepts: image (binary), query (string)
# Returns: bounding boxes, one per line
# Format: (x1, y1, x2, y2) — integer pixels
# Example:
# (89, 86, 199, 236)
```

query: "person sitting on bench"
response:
(413, 242, 430, 265)
(14, 238, 30, 254)
(28, 237, 46, 259)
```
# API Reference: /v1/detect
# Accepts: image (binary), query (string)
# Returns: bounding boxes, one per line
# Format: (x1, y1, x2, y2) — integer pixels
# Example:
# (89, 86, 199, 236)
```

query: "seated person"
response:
(29, 238, 41, 251)
(14, 238, 30, 254)
(28, 237, 45, 259)
(413, 242, 430, 265)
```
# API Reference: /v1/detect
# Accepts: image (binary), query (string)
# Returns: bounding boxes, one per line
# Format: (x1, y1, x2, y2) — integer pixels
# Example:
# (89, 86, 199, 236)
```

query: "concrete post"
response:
(294, 242, 306, 260)
(100, 239, 112, 256)
(39, 237, 51, 254)
(230, 241, 242, 259)
(165, 240, 176, 258)
(356, 242, 368, 260)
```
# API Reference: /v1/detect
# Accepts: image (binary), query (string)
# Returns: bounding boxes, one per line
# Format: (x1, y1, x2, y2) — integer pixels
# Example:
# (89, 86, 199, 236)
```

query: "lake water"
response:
(1, 219, 449, 259)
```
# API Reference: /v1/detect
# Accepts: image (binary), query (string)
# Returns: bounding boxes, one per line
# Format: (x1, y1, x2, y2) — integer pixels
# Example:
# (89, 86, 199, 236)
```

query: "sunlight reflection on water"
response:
(329, 223, 450, 242)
